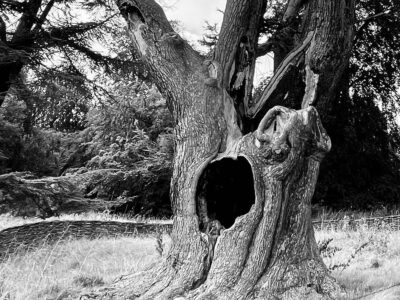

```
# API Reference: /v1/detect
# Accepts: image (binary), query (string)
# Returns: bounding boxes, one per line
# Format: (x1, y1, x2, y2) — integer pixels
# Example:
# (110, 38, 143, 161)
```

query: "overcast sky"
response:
(162, 0, 226, 37)
(161, 0, 273, 84)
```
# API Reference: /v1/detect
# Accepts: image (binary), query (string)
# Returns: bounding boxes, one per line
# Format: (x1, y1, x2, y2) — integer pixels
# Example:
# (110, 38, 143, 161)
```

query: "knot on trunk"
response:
(255, 105, 331, 162)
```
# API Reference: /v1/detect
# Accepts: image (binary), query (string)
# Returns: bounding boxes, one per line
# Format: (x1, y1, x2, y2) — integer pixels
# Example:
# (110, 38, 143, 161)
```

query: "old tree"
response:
(88, 0, 355, 299)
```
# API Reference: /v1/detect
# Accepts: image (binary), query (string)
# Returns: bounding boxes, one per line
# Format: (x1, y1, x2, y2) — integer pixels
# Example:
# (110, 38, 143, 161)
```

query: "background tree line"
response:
(0, 0, 399, 214)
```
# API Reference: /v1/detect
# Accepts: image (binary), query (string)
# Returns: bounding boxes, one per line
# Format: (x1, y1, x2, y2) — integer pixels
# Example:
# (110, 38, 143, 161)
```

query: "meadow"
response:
(0, 213, 399, 300)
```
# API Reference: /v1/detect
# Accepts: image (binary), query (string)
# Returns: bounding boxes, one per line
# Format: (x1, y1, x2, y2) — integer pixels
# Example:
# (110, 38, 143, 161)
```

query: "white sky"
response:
(161, 0, 273, 85)
(162, 0, 226, 37)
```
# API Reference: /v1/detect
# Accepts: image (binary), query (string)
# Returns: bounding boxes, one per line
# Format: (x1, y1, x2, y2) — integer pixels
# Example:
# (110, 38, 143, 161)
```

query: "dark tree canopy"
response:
(0, 0, 150, 114)
(316, 0, 400, 210)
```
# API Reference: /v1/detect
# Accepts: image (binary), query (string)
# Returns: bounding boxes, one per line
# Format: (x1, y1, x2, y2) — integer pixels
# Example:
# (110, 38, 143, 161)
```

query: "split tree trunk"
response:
(83, 0, 355, 299)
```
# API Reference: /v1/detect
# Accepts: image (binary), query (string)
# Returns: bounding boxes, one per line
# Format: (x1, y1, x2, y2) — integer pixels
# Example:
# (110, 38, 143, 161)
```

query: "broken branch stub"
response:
(254, 105, 331, 165)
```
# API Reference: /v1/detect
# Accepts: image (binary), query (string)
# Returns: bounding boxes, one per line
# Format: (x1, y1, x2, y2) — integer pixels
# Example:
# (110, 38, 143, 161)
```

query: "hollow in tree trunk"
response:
(82, 0, 355, 299)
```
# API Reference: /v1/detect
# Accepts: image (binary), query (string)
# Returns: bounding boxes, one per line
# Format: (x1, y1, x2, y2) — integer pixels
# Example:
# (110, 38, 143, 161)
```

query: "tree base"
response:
(80, 238, 341, 300)
(81, 106, 339, 300)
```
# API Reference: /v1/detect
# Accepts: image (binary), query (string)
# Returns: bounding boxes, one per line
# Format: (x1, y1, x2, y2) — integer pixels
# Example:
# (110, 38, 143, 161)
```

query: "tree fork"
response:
(251, 0, 355, 120)
(80, 0, 356, 299)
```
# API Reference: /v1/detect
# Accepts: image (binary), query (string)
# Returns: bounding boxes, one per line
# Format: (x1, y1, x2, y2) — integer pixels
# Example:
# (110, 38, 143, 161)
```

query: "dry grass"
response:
(312, 206, 400, 222)
(0, 213, 399, 299)
(0, 212, 172, 232)
(316, 225, 400, 299)
(0, 235, 170, 300)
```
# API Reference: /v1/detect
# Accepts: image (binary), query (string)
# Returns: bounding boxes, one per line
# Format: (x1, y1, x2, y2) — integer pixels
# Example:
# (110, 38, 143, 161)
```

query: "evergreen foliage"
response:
(316, 0, 400, 209)
(0, 0, 399, 215)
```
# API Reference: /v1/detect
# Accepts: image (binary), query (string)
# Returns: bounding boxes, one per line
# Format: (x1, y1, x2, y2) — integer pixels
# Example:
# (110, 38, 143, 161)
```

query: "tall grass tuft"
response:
(316, 223, 400, 299)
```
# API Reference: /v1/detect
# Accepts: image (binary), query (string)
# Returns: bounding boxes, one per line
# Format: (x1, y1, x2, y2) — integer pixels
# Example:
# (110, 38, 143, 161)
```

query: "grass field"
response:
(0, 212, 172, 232)
(316, 227, 400, 299)
(0, 213, 399, 299)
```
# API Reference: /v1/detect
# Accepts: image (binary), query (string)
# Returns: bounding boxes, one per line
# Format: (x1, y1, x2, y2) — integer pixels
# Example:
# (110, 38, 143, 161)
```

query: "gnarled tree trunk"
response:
(83, 0, 355, 299)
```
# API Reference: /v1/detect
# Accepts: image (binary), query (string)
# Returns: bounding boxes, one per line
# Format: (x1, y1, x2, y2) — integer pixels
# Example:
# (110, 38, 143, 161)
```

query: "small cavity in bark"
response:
(196, 157, 255, 230)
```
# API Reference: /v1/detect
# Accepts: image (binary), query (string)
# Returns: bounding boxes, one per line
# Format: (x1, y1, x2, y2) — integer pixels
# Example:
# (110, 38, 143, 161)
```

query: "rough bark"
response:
(300, 0, 356, 117)
(80, 0, 355, 299)
(252, 0, 355, 121)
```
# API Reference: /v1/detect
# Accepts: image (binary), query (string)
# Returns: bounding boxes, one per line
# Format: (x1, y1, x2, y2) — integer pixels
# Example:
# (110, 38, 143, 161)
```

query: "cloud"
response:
(160, 0, 274, 85)
(163, 0, 226, 36)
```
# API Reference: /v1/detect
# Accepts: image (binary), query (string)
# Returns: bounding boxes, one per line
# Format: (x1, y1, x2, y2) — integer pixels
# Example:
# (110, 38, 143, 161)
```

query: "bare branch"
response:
(214, 0, 265, 89)
(357, 9, 396, 24)
(301, 0, 355, 117)
(256, 0, 308, 66)
(209, 0, 266, 130)
(32, 0, 55, 33)
(249, 31, 314, 117)
(355, 8, 398, 43)
(115, 0, 204, 116)
(283, 0, 307, 22)
(46, 13, 118, 40)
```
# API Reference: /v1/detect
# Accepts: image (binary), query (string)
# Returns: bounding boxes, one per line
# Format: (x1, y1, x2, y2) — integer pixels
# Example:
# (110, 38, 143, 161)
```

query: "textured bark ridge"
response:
(81, 0, 355, 299)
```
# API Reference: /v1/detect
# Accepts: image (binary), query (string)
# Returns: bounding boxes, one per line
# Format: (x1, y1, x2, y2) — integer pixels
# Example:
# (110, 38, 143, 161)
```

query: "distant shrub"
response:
(0, 118, 79, 176)
(0, 93, 85, 176)
(86, 81, 173, 146)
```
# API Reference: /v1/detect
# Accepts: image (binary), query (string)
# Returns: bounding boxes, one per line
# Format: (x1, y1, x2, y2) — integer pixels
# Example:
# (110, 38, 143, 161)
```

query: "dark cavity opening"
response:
(196, 157, 255, 230)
